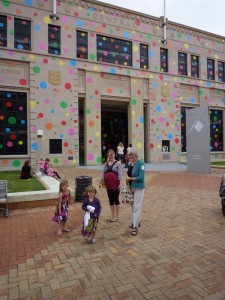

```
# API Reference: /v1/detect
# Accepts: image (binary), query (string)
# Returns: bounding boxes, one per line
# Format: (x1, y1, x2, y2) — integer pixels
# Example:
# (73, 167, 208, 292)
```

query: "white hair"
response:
(129, 147, 139, 158)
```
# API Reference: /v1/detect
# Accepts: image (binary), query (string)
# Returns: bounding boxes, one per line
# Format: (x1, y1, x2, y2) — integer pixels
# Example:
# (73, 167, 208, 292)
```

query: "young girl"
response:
(81, 185, 101, 244)
(36, 157, 45, 175)
(47, 164, 61, 179)
(52, 179, 71, 236)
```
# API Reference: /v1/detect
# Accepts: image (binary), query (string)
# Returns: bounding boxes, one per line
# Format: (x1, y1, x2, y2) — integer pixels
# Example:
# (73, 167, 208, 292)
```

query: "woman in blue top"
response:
(126, 147, 145, 236)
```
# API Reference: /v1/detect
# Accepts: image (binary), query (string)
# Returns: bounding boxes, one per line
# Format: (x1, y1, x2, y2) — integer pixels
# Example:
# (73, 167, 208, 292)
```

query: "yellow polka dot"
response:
(149, 74, 154, 79)
(18, 141, 23, 145)
(101, 10, 105, 14)
(73, 159, 77, 164)
(164, 82, 168, 86)
(58, 60, 64, 66)
(163, 110, 167, 115)
(180, 96, 183, 101)
(29, 54, 35, 60)
(173, 77, 177, 82)
(44, 16, 51, 24)
(65, 113, 69, 117)
(95, 132, 100, 137)
(93, 65, 98, 71)
(173, 61, 176, 66)
(132, 31, 136, 34)
(132, 111, 136, 115)
(184, 43, 189, 49)
(137, 142, 142, 149)
(133, 45, 139, 52)
(78, 6, 82, 10)
(157, 144, 161, 149)
(30, 100, 36, 109)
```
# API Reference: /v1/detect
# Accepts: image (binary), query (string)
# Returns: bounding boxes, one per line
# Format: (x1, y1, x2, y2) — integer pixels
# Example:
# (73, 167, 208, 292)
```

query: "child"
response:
(47, 164, 61, 179)
(81, 185, 101, 244)
(52, 179, 71, 236)
(36, 157, 45, 175)
(44, 158, 50, 174)
(20, 160, 32, 179)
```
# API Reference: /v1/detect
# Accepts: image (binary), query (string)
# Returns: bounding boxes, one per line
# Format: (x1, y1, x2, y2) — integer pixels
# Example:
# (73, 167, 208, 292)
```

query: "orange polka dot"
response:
(16, 9, 22, 15)
(150, 93, 156, 100)
(45, 123, 53, 130)
(96, 27, 103, 33)
(170, 113, 175, 119)
(132, 134, 136, 138)
(162, 130, 165, 134)
(107, 88, 112, 94)
(141, 70, 147, 76)
(68, 149, 73, 155)
(2, 159, 8, 166)
(89, 120, 95, 127)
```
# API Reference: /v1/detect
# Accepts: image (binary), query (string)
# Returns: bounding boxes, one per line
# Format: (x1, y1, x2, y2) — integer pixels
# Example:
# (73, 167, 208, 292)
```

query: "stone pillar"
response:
(128, 77, 145, 160)
(84, 71, 102, 165)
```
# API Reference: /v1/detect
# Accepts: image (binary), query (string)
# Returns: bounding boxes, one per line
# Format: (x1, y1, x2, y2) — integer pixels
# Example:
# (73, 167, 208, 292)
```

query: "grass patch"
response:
(211, 161, 225, 166)
(0, 171, 46, 193)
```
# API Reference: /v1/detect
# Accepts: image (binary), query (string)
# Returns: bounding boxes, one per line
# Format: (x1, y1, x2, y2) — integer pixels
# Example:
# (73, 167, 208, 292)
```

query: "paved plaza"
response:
(1, 165, 225, 299)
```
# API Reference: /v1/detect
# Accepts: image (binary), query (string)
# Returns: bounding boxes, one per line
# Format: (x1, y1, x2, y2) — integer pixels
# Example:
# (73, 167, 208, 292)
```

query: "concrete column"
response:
(84, 71, 102, 165)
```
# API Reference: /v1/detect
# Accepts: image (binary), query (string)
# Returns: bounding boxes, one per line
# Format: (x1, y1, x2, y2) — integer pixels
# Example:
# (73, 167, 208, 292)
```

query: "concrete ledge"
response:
(7, 173, 60, 208)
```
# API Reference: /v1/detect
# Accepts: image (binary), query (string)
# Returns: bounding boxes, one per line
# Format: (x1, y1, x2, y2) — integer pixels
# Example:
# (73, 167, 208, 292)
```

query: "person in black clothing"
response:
(20, 160, 32, 179)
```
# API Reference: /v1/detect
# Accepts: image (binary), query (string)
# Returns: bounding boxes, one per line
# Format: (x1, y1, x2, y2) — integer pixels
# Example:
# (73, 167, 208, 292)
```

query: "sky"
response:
(96, 0, 225, 37)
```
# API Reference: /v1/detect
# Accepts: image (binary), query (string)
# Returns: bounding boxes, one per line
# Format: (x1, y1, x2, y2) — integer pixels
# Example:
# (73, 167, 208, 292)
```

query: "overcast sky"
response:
(96, 0, 225, 37)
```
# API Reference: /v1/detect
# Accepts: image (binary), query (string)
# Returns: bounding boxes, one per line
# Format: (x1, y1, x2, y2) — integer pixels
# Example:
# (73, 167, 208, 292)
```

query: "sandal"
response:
(131, 228, 138, 236)
(129, 222, 141, 228)
(107, 218, 118, 222)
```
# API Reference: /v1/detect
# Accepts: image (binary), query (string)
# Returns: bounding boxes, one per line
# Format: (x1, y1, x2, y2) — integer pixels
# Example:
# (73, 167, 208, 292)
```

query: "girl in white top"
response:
(117, 142, 124, 164)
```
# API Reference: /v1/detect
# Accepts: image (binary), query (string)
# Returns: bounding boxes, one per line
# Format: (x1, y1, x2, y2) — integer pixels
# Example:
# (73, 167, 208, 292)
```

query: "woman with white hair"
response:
(126, 147, 145, 236)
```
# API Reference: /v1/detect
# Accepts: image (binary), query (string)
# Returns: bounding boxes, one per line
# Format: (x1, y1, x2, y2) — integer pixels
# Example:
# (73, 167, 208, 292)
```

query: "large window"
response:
(0, 91, 27, 155)
(210, 109, 223, 151)
(207, 58, 215, 80)
(48, 25, 61, 55)
(49, 139, 62, 154)
(181, 106, 223, 152)
(76, 30, 88, 59)
(97, 35, 132, 66)
(178, 52, 187, 76)
(191, 55, 199, 78)
(160, 48, 168, 72)
(14, 18, 31, 50)
(140, 43, 149, 69)
(0, 15, 7, 47)
(218, 61, 225, 83)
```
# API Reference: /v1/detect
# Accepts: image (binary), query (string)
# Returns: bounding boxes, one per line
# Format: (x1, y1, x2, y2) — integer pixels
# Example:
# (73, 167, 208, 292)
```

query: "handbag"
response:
(120, 184, 134, 203)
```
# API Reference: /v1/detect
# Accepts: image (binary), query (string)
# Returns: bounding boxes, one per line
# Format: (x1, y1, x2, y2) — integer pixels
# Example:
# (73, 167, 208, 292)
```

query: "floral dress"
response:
(81, 197, 101, 238)
(52, 192, 70, 224)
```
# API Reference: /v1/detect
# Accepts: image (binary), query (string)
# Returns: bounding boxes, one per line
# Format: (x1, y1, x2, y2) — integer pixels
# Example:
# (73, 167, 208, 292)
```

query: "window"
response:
(48, 25, 61, 55)
(207, 58, 215, 80)
(97, 35, 132, 66)
(178, 52, 187, 76)
(210, 109, 223, 151)
(49, 139, 62, 154)
(0, 91, 27, 155)
(160, 48, 168, 72)
(0, 15, 7, 47)
(181, 106, 194, 152)
(77, 30, 88, 59)
(191, 55, 199, 78)
(218, 61, 225, 82)
(14, 18, 31, 50)
(140, 43, 148, 69)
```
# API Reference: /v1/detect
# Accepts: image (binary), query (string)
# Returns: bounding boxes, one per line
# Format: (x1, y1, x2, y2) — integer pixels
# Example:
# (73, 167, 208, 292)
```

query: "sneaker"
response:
(92, 238, 96, 244)
(87, 237, 92, 243)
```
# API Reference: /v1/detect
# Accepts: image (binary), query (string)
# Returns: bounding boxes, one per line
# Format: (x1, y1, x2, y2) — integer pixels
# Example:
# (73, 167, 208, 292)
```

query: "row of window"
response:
(1, 14, 225, 81)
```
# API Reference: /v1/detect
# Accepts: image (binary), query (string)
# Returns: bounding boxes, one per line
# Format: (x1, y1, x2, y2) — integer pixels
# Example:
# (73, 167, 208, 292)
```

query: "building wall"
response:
(0, 0, 225, 170)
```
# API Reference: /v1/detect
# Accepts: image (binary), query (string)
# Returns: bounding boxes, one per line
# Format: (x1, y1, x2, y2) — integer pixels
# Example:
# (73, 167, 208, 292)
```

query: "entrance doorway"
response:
(101, 101, 128, 162)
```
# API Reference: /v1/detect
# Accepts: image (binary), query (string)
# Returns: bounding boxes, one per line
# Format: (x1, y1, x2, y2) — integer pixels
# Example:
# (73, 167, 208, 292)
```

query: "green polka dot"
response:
(171, 146, 175, 152)
(167, 102, 171, 106)
(109, 29, 113, 34)
(0, 144, 3, 150)
(146, 34, 152, 40)
(9, 30, 14, 36)
(8, 116, 16, 125)
(74, 144, 79, 150)
(215, 153, 218, 158)
(33, 66, 40, 74)
(126, 70, 131, 75)
(89, 53, 95, 60)
(199, 89, 203, 95)
(21, 56, 26, 61)
(13, 160, 20, 167)
(87, 13, 90, 16)
(156, 128, 159, 132)
(216, 90, 221, 94)
(86, 109, 90, 114)
(177, 33, 182, 38)
(54, 158, 59, 164)
(2, 0, 10, 7)
(131, 99, 137, 105)
(60, 101, 67, 108)
(96, 157, 102, 164)
(154, 66, 158, 71)
(52, 57, 56, 61)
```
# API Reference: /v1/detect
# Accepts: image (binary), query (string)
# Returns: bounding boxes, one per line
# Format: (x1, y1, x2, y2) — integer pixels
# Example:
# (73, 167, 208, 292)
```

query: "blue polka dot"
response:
(150, 51, 155, 57)
(206, 82, 211, 87)
(35, 25, 40, 31)
(6, 93, 11, 98)
(123, 32, 129, 38)
(153, 82, 158, 88)
(50, 109, 55, 114)
(70, 60, 77, 67)
(20, 120, 26, 124)
(156, 106, 161, 112)
(76, 20, 83, 27)
(190, 98, 196, 103)
(18, 44, 23, 50)
(167, 133, 173, 139)
(90, 7, 95, 12)
(110, 68, 116, 74)
(140, 117, 144, 123)
(25, 0, 32, 6)
(6, 128, 10, 132)
(31, 142, 38, 151)
(123, 47, 127, 52)
(60, 134, 64, 138)
(89, 95, 93, 100)
(40, 82, 47, 89)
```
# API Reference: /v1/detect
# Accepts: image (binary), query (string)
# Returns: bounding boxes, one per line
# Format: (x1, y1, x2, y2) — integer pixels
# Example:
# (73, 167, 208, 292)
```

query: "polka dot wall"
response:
(0, 0, 225, 169)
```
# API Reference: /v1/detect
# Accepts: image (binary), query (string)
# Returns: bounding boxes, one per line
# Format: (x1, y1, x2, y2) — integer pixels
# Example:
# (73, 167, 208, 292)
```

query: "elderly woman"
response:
(99, 149, 122, 222)
(126, 147, 145, 236)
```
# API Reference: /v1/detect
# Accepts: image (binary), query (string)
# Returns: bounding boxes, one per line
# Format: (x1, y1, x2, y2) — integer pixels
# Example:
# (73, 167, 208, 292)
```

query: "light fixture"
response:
(50, 14, 59, 20)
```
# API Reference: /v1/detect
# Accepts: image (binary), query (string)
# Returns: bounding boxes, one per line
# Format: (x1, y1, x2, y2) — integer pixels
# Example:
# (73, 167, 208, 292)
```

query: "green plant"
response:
(0, 171, 46, 193)
(211, 161, 225, 166)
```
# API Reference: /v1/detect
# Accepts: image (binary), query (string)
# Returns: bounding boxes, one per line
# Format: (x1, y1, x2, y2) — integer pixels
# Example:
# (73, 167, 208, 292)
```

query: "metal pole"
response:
(163, 0, 167, 43)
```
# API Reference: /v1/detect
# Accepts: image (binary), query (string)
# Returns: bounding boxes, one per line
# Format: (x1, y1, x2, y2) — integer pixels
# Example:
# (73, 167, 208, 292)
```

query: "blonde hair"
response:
(59, 180, 68, 193)
(107, 149, 115, 156)
(118, 142, 124, 147)
(84, 185, 97, 196)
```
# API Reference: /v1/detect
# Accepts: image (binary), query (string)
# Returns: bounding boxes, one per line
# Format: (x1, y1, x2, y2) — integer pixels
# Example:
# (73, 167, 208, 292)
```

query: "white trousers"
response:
(131, 189, 144, 228)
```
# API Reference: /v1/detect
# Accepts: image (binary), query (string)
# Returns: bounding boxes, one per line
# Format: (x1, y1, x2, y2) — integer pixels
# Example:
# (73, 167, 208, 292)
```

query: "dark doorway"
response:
(101, 102, 128, 162)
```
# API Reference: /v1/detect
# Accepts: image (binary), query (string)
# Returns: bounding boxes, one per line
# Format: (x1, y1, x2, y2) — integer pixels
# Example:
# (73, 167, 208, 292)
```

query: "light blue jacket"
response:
(131, 159, 145, 189)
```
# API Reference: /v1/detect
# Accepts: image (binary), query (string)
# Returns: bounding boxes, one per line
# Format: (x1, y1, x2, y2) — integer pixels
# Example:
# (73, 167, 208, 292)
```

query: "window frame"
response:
(160, 48, 168, 72)
(218, 61, 225, 83)
(140, 43, 149, 69)
(210, 109, 223, 152)
(191, 54, 199, 78)
(178, 52, 187, 76)
(76, 30, 88, 59)
(48, 24, 61, 55)
(207, 58, 215, 81)
(0, 15, 7, 47)
(14, 17, 31, 51)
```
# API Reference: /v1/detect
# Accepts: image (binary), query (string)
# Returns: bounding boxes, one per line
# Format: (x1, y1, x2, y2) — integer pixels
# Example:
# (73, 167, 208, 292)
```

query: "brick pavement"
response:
(1, 167, 225, 299)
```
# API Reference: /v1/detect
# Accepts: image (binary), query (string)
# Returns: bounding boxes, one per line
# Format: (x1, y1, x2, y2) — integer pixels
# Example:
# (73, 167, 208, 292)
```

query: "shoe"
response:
(92, 238, 96, 244)
(131, 228, 138, 236)
(129, 222, 141, 228)
(87, 237, 92, 243)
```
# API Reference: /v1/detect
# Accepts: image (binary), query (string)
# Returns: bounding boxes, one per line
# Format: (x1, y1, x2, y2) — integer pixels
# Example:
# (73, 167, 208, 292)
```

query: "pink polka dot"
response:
(86, 77, 93, 84)
(87, 153, 94, 160)
(39, 43, 46, 50)
(44, 98, 50, 104)
(68, 128, 75, 135)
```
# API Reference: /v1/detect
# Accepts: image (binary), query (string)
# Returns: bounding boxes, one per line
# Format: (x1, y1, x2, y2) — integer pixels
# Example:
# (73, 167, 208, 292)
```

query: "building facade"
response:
(0, 0, 225, 170)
